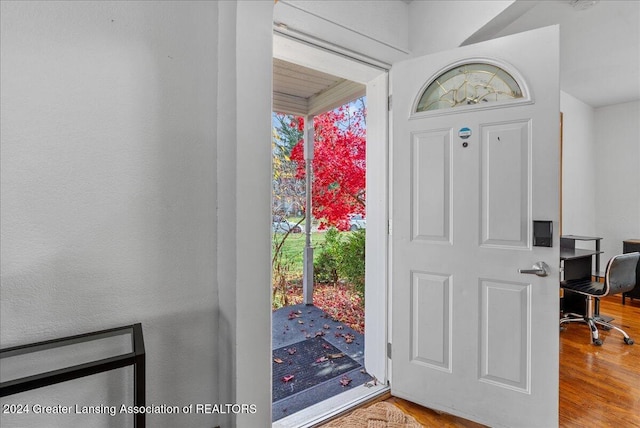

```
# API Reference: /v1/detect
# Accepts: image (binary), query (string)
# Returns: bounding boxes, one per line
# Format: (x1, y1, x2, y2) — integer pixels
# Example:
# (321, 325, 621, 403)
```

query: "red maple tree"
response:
(290, 100, 366, 230)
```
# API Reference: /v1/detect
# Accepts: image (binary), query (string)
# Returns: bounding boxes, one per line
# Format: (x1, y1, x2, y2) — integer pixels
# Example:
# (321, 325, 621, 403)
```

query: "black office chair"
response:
(560, 252, 640, 346)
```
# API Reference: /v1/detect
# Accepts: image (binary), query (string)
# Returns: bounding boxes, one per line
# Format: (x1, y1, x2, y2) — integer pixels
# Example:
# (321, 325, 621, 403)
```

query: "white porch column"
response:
(303, 116, 314, 305)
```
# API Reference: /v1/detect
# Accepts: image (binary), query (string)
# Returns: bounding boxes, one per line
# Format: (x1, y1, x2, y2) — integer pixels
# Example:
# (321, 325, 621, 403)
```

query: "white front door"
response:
(391, 26, 560, 428)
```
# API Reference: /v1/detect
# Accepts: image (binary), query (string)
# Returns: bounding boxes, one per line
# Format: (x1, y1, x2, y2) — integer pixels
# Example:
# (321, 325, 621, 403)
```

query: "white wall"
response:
(215, 2, 238, 426)
(408, 0, 513, 55)
(559, 95, 640, 266)
(1, 1, 219, 427)
(560, 92, 597, 241)
(594, 101, 640, 263)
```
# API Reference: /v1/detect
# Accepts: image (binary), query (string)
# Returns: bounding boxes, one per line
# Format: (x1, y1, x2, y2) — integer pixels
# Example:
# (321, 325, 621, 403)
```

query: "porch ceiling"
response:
(273, 58, 365, 117)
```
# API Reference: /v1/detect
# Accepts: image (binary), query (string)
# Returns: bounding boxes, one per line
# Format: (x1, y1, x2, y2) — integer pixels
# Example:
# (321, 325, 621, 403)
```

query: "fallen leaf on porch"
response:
(336, 325, 344, 330)
(315, 331, 325, 337)
(280, 283, 365, 333)
(339, 375, 352, 387)
(287, 348, 297, 355)
(288, 311, 299, 320)
(323, 324, 331, 329)
(327, 353, 344, 359)
(315, 356, 328, 363)
(274, 358, 284, 364)
(297, 320, 304, 324)
(282, 375, 294, 383)
(322, 343, 331, 349)
(363, 376, 378, 387)
(334, 332, 342, 338)
(305, 333, 312, 338)
(344, 333, 355, 344)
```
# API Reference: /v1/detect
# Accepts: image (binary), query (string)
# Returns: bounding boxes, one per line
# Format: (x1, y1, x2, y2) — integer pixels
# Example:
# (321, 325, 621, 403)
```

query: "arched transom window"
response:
(416, 62, 524, 112)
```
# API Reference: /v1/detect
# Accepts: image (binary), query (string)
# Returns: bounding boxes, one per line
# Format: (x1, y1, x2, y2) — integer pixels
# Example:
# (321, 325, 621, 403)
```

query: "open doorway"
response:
(272, 34, 389, 426)
(271, 88, 370, 421)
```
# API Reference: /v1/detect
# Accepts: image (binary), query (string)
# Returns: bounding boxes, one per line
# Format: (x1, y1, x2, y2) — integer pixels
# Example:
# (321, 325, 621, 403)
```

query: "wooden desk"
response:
(561, 235, 603, 279)
(560, 236, 605, 318)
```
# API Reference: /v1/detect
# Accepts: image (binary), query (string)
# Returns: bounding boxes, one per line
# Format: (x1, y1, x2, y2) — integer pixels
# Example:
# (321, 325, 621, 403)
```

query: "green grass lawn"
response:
(273, 232, 326, 275)
(272, 229, 365, 330)
(273, 229, 359, 274)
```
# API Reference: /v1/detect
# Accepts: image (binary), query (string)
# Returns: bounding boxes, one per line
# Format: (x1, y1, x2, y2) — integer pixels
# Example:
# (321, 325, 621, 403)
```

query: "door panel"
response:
(411, 271, 452, 371)
(479, 279, 530, 392)
(480, 120, 530, 247)
(412, 130, 452, 242)
(391, 26, 560, 428)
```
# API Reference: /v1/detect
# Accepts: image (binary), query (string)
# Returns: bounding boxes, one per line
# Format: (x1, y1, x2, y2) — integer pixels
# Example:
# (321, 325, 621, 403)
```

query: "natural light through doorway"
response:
(272, 31, 390, 426)
(271, 96, 371, 421)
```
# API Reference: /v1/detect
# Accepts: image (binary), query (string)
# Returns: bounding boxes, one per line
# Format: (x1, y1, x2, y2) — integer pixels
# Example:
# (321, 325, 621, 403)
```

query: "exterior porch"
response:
(272, 304, 374, 421)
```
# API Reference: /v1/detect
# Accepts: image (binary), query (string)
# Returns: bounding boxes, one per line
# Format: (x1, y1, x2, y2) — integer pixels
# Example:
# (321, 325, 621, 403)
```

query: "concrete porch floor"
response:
(272, 303, 373, 421)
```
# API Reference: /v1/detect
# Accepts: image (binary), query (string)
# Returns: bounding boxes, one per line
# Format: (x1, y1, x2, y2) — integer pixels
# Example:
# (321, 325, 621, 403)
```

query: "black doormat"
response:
(272, 337, 361, 402)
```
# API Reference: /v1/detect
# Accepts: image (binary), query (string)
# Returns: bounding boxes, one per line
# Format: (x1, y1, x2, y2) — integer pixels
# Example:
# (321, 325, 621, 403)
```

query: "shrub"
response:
(313, 228, 342, 284)
(313, 228, 366, 299)
(338, 229, 365, 298)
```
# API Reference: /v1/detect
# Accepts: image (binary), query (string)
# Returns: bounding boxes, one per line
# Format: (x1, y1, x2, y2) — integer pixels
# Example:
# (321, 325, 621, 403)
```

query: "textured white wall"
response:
(560, 92, 597, 243)
(594, 101, 640, 263)
(408, 0, 513, 55)
(215, 2, 238, 426)
(0, 1, 219, 427)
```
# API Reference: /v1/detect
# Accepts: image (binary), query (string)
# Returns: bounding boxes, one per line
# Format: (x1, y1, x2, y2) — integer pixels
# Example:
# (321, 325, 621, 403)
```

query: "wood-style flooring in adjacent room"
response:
(558, 295, 640, 428)
(333, 296, 640, 427)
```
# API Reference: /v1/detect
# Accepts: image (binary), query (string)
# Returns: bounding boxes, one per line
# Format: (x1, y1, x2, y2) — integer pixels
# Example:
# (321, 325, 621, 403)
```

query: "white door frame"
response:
(273, 31, 390, 387)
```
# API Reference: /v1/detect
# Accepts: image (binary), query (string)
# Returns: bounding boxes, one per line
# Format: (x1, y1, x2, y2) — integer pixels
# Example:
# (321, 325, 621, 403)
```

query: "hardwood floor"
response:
(371, 296, 640, 427)
(558, 295, 640, 427)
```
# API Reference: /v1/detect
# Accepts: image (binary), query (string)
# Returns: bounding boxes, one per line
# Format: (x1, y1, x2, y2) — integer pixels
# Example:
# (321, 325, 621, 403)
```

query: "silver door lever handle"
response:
(518, 261, 550, 277)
